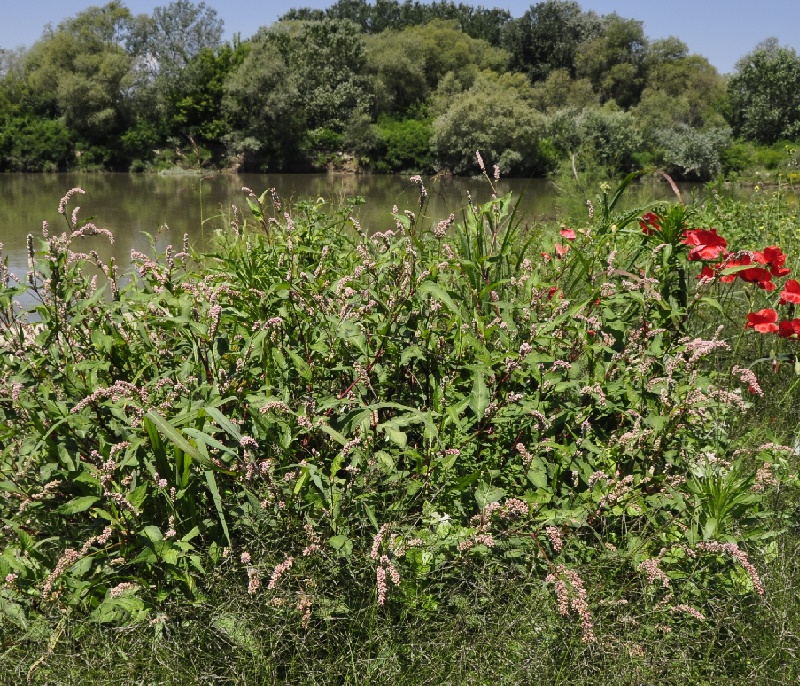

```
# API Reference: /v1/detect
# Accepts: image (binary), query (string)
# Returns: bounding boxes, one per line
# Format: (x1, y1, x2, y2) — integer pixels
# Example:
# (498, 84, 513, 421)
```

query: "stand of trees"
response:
(0, 0, 798, 179)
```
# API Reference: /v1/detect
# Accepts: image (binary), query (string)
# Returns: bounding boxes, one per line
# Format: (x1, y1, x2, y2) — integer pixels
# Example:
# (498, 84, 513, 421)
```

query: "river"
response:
(0, 172, 705, 278)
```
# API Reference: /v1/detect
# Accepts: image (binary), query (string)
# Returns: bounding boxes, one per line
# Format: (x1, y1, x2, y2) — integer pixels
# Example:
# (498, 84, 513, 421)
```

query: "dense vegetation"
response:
(3, 0, 800, 180)
(2, 170, 800, 682)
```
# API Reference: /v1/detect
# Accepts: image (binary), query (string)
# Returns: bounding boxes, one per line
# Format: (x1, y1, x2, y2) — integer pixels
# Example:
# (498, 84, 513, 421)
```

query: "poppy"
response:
(560, 227, 576, 240)
(779, 279, 800, 305)
(683, 228, 728, 261)
(639, 212, 661, 236)
(745, 308, 779, 333)
(763, 246, 791, 277)
(778, 319, 800, 338)
(554, 244, 570, 259)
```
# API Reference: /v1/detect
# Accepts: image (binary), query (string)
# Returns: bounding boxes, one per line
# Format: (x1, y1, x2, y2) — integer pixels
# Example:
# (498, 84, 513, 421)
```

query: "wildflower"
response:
(546, 565, 594, 643)
(638, 558, 670, 588)
(560, 227, 576, 240)
(682, 228, 727, 261)
(696, 541, 764, 595)
(745, 308, 779, 333)
(546, 526, 563, 552)
(109, 582, 136, 598)
(267, 556, 294, 590)
(763, 245, 791, 276)
(476, 151, 485, 171)
(554, 243, 570, 259)
(778, 318, 800, 338)
(639, 212, 661, 235)
(779, 279, 800, 305)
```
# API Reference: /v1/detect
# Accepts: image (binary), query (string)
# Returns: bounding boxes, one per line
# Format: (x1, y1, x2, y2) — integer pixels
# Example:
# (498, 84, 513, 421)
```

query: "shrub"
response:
(0, 176, 785, 637)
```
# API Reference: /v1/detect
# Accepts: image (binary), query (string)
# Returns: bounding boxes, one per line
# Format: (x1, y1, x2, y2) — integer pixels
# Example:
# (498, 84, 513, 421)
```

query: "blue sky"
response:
(7, 0, 800, 74)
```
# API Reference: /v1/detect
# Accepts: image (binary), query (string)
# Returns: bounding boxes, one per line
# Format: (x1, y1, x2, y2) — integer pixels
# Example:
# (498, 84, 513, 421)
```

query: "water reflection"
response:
(0, 172, 701, 278)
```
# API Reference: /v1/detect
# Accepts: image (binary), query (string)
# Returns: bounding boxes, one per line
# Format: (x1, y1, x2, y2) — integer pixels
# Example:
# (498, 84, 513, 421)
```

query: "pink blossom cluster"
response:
(696, 541, 764, 595)
(546, 565, 595, 643)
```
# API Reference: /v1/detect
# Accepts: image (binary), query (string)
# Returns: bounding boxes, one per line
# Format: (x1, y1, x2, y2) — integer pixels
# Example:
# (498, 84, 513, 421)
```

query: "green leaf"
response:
(57, 496, 99, 515)
(469, 370, 490, 419)
(329, 534, 353, 557)
(417, 281, 461, 316)
(145, 410, 232, 474)
(204, 470, 230, 545)
(380, 424, 407, 448)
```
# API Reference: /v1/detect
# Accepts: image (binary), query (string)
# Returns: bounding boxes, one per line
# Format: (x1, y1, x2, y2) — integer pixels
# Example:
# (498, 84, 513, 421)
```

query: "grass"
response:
(3, 525, 799, 685)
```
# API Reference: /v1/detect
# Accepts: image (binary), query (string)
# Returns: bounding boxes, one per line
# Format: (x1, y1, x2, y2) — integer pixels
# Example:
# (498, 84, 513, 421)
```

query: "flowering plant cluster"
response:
(0, 176, 785, 644)
(640, 208, 800, 337)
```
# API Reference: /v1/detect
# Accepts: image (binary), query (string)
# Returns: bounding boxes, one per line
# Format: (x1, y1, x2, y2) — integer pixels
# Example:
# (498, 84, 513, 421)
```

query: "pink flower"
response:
(560, 227, 576, 240)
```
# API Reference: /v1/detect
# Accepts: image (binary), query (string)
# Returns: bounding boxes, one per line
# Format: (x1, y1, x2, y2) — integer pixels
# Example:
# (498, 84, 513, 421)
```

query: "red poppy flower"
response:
(698, 265, 717, 280)
(746, 308, 779, 333)
(683, 228, 728, 261)
(541, 251, 551, 263)
(740, 267, 775, 290)
(560, 227, 576, 240)
(719, 255, 748, 283)
(639, 212, 661, 236)
(554, 243, 570, 259)
(763, 245, 791, 277)
(778, 319, 800, 338)
(779, 279, 800, 305)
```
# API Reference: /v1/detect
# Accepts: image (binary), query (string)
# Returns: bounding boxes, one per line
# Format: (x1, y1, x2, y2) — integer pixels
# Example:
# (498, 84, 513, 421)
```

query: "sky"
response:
(5, 0, 800, 74)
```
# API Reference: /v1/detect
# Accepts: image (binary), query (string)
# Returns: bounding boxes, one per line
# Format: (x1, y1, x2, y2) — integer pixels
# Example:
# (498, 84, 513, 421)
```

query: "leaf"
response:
(417, 281, 461, 316)
(468, 370, 490, 419)
(204, 470, 230, 545)
(380, 423, 407, 448)
(329, 534, 353, 557)
(475, 482, 505, 509)
(203, 406, 242, 442)
(145, 410, 232, 474)
(57, 496, 99, 515)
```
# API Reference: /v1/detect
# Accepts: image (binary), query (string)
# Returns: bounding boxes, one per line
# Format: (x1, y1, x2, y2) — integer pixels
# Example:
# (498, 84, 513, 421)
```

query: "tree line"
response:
(0, 0, 799, 179)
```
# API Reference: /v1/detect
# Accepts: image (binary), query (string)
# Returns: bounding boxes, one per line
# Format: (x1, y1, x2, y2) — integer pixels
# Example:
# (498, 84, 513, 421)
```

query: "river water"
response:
(0, 172, 703, 278)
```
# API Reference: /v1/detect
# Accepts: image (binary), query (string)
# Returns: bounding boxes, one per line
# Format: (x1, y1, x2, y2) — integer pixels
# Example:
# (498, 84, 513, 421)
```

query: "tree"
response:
(281, 0, 511, 45)
(366, 19, 509, 115)
(655, 124, 731, 180)
(634, 43, 727, 146)
(728, 38, 800, 144)
(530, 69, 598, 112)
(431, 71, 545, 175)
(21, 1, 134, 164)
(127, 0, 223, 78)
(223, 19, 372, 169)
(501, 1, 602, 82)
(575, 13, 648, 108)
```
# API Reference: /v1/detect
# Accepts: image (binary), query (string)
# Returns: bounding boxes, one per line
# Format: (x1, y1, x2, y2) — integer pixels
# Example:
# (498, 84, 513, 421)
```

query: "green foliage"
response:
(374, 115, 433, 171)
(655, 125, 731, 180)
(282, 0, 512, 45)
(0, 115, 72, 171)
(546, 106, 642, 175)
(502, 0, 603, 82)
(575, 14, 648, 108)
(0, 176, 785, 646)
(728, 38, 800, 145)
(431, 71, 546, 175)
(366, 19, 509, 116)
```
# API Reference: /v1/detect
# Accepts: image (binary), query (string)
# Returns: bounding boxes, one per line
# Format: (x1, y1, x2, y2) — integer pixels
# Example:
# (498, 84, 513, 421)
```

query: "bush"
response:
(0, 178, 786, 640)
(655, 124, 731, 180)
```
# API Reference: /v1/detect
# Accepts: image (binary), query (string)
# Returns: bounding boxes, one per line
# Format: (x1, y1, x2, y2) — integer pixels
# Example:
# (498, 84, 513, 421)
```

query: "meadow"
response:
(1, 165, 800, 684)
